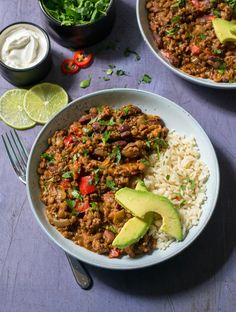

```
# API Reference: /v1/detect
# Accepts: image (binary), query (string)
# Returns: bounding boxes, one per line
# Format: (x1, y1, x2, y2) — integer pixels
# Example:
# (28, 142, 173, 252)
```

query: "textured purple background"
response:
(0, 1, 236, 311)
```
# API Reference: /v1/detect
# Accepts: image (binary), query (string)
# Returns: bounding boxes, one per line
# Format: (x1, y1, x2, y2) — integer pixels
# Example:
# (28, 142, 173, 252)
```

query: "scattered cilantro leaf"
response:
(103, 76, 110, 81)
(80, 77, 91, 88)
(124, 48, 141, 61)
(90, 202, 99, 212)
(106, 68, 113, 75)
(140, 74, 152, 84)
(116, 69, 127, 76)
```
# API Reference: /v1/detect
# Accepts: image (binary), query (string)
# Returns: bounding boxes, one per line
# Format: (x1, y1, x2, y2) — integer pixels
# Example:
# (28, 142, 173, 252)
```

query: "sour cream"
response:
(0, 23, 48, 69)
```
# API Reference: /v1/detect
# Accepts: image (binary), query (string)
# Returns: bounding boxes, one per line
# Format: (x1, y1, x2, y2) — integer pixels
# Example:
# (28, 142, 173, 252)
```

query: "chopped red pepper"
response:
(60, 179, 71, 189)
(191, 45, 201, 55)
(73, 50, 93, 68)
(79, 175, 96, 195)
(109, 248, 121, 258)
(64, 135, 73, 147)
(75, 199, 90, 213)
(61, 59, 80, 75)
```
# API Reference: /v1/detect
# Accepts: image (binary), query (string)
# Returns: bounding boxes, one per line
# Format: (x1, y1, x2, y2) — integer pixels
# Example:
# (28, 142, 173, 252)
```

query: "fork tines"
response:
(1, 129, 28, 177)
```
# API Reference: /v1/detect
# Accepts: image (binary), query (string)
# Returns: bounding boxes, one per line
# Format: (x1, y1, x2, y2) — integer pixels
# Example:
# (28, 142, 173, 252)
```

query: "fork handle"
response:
(65, 253, 92, 289)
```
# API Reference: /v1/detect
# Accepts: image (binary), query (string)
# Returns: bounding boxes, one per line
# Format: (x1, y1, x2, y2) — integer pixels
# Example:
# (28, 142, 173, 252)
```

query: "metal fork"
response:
(1, 129, 92, 290)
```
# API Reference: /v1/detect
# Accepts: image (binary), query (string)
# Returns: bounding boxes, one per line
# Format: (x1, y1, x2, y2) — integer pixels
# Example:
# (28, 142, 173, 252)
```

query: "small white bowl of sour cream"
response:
(0, 22, 52, 86)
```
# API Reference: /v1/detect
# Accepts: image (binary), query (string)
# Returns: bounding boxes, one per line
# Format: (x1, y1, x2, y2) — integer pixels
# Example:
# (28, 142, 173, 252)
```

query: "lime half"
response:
(24, 83, 69, 124)
(0, 89, 36, 129)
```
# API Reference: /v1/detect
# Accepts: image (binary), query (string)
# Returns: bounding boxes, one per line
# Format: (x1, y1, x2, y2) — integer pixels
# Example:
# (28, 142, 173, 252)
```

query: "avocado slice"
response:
(212, 18, 236, 44)
(112, 181, 153, 249)
(115, 187, 183, 241)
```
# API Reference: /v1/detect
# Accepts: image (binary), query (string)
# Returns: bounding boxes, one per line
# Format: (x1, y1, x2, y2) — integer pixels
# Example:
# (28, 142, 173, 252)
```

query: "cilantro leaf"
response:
(106, 178, 116, 190)
(102, 130, 110, 144)
(62, 171, 72, 179)
(124, 48, 141, 61)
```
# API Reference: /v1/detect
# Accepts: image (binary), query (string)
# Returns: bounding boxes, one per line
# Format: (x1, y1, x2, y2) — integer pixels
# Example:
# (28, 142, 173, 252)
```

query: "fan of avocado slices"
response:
(112, 180, 183, 249)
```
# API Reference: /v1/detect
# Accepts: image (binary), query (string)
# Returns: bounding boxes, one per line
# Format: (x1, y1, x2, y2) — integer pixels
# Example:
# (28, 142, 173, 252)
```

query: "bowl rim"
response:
(0, 21, 51, 72)
(38, 0, 115, 28)
(26, 88, 220, 270)
(136, 0, 236, 89)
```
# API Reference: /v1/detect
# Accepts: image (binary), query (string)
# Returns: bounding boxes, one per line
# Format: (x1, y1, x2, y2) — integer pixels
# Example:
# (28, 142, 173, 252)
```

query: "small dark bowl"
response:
(38, 0, 116, 48)
(0, 22, 52, 87)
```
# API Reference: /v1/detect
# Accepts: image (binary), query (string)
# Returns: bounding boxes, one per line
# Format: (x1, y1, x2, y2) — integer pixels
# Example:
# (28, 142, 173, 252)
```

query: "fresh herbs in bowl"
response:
(41, 0, 112, 26)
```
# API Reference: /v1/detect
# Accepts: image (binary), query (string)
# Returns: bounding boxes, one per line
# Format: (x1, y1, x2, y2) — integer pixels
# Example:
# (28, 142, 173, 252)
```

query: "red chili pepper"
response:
(191, 45, 201, 56)
(73, 50, 93, 68)
(61, 59, 80, 75)
(60, 179, 71, 189)
(75, 200, 90, 213)
(79, 175, 96, 195)
(109, 248, 121, 258)
(64, 135, 73, 147)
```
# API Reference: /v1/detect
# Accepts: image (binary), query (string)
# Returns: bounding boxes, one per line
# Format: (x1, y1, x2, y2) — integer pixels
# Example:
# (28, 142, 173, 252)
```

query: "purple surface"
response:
(0, 1, 236, 311)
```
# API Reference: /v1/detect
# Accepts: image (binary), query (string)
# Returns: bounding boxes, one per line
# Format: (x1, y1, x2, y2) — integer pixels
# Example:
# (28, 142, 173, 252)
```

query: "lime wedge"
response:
(0, 89, 36, 129)
(23, 83, 69, 124)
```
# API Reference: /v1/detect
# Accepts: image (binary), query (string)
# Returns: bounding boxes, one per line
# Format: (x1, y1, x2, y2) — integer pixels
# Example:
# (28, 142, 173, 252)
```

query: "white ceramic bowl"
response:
(136, 0, 236, 89)
(26, 88, 220, 270)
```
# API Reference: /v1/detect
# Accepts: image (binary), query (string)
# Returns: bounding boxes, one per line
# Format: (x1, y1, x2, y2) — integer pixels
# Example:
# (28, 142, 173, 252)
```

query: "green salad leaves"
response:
(41, 0, 111, 26)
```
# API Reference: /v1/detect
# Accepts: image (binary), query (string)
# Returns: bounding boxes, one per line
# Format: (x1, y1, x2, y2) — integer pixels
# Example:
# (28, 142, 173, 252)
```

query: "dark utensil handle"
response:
(65, 253, 92, 290)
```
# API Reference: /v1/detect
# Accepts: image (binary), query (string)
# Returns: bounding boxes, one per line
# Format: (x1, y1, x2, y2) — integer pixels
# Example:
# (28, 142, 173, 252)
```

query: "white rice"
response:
(144, 130, 209, 250)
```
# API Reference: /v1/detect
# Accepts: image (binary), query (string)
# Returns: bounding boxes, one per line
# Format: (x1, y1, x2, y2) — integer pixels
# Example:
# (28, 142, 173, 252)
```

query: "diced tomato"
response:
(64, 135, 73, 147)
(205, 15, 216, 22)
(109, 248, 121, 258)
(60, 179, 71, 189)
(191, 45, 201, 55)
(79, 175, 96, 195)
(73, 50, 93, 68)
(75, 200, 90, 213)
(61, 59, 80, 75)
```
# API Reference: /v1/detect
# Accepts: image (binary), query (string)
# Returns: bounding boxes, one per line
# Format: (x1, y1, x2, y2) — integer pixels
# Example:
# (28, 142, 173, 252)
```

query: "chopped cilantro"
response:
(105, 225, 117, 233)
(66, 199, 76, 209)
(146, 140, 151, 148)
(41, 0, 112, 26)
(103, 76, 110, 81)
(62, 171, 72, 179)
(41, 153, 54, 162)
(199, 34, 207, 40)
(82, 149, 88, 156)
(109, 64, 116, 69)
(102, 131, 110, 144)
(72, 187, 83, 201)
(166, 26, 179, 36)
(171, 15, 182, 23)
(111, 146, 121, 163)
(124, 48, 141, 61)
(73, 154, 77, 161)
(93, 168, 100, 185)
(106, 178, 116, 190)
(99, 117, 115, 126)
(123, 106, 130, 114)
(71, 211, 80, 216)
(212, 48, 222, 55)
(166, 174, 170, 180)
(90, 202, 99, 212)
